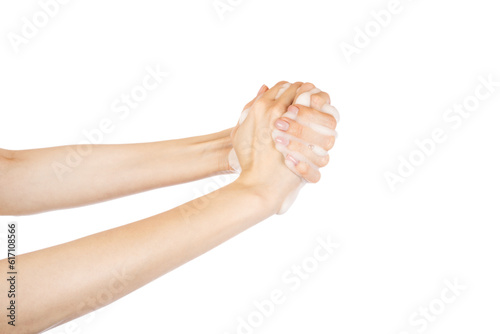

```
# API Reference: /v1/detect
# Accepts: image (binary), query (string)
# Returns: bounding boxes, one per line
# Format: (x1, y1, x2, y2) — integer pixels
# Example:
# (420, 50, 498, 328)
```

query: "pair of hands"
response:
(229, 81, 339, 211)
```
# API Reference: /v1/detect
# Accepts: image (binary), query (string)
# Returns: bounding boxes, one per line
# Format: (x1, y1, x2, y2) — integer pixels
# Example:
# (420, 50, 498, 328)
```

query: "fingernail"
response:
(286, 154, 299, 166)
(258, 84, 267, 95)
(275, 119, 289, 131)
(275, 136, 289, 146)
(287, 105, 299, 115)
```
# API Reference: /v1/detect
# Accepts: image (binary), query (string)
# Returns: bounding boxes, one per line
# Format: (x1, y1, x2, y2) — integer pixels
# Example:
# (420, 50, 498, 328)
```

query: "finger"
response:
(276, 135, 330, 167)
(258, 84, 269, 96)
(309, 92, 340, 124)
(243, 84, 269, 110)
(273, 132, 324, 183)
(296, 82, 316, 96)
(263, 81, 291, 100)
(282, 104, 337, 131)
(296, 160, 321, 183)
(275, 82, 303, 107)
(284, 153, 321, 183)
(275, 117, 336, 150)
(293, 94, 340, 124)
(274, 82, 291, 100)
(293, 82, 316, 104)
(310, 91, 331, 109)
(293, 86, 340, 123)
(288, 138, 330, 168)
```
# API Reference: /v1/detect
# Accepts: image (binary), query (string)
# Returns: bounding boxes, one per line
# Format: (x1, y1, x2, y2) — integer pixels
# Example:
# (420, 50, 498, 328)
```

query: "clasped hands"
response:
(229, 81, 339, 213)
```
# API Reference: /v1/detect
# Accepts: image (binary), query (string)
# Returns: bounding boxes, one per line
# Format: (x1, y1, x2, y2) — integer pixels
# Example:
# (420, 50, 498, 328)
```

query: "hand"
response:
(232, 81, 305, 213)
(230, 82, 339, 182)
(273, 82, 339, 183)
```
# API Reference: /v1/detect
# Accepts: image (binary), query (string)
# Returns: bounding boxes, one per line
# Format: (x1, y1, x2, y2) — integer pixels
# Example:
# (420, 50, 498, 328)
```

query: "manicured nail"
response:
(275, 119, 289, 131)
(287, 105, 299, 115)
(286, 154, 299, 166)
(258, 84, 267, 95)
(275, 136, 289, 146)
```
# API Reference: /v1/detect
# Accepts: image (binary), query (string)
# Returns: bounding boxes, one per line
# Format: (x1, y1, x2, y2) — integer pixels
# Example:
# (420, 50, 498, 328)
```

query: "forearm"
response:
(0, 179, 276, 333)
(0, 129, 233, 215)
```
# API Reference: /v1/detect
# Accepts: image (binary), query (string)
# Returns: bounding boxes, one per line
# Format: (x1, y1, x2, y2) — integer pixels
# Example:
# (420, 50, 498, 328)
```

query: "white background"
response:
(1, 0, 499, 333)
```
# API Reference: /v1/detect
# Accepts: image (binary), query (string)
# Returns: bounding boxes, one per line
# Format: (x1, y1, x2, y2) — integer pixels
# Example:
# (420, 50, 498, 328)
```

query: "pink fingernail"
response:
(275, 119, 289, 131)
(286, 154, 299, 166)
(258, 84, 267, 95)
(287, 105, 299, 115)
(275, 136, 289, 146)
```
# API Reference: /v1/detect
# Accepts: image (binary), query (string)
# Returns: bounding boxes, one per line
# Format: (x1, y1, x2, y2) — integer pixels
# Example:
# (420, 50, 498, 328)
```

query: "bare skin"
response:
(0, 81, 338, 333)
(0, 84, 335, 216)
(235, 82, 336, 183)
(0, 130, 234, 215)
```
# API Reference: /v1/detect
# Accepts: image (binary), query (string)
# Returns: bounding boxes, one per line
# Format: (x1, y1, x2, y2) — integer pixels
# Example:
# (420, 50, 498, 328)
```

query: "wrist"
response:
(234, 170, 301, 215)
(190, 128, 234, 175)
(232, 175, 279, 216)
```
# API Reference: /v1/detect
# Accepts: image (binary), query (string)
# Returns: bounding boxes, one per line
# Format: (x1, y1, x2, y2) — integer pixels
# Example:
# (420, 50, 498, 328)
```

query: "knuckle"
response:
(295, 105, 309, 118)
(311, 94, 326, 108)
(253, 98, 268, 110)
(302, 82, 315, 91)
(271, 105, 285, 118)
(297, 161, 310, 175)
(276, 81, 289, 87)
(290, 82, 303, 91)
